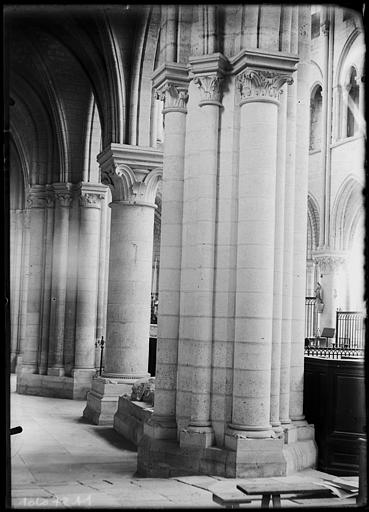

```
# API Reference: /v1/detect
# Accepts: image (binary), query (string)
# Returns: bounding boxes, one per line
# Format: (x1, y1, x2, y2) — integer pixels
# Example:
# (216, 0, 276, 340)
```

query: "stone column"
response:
(289, 5, 311, 424)
(319, 11, 330, 246)
(179, 53, 226, 449)
(72, 183, 106, 397)
(19, 186, 47, 373)
(358, 73, 365, 129)
(144, 63, 189, 440)
(47, 183, 73, 377)
(225, 57, 295, 449)
(164, 5, 177, 62)
(96, 192, 109, 343)
(38, 188, 55, 374)
(341, 86, 349, 138)
(270, 83, 288, 435)
(83, 144, 162, 425)
(10, 209, 23, 371)
(279, 77, 297, 428)
(16, 210, 30, 373)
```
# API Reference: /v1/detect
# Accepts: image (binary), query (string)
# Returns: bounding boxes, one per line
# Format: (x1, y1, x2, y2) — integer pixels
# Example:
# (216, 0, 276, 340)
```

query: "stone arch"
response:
(309, 83, 323, 151)
(9, 71, 55, 186)
(129, 5, 161, 146)
(334, 26, 364, 140)
(307, 193, 320, 257)
(335, 27, 362, 87)
(310, 61, 323, 82)
(9, 135, 28, 210)
(345, 66, 360, 137)
(330, 175, 364, 251)
(26, 39, 69, 182)
(83, 94, 102, 183)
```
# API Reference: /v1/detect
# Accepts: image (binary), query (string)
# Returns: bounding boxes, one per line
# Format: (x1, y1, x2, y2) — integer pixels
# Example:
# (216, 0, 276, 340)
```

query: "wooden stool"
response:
(237, 479, 332, 508)
(212, 490, 252, 508)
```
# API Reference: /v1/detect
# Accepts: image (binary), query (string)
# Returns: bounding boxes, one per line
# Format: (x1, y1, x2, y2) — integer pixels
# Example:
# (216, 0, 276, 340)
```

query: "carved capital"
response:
(237, 69, 293, 105)
(156, 83, 189, 113)
(101, 164, 162, 206)
(312, 253, 346, 273)
(52, 183, 73, 208)
(299, 22, 309, 39)
(320, 21, 329, 36)
(26, 187, 48, 209)
(193, 75, 223, 106)
(55, 191, 73, 208)
(79, 192, 104, 209)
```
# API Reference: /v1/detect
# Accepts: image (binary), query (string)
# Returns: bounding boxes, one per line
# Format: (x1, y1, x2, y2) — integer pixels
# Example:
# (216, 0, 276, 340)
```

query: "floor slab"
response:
(9, 374, 359, 509)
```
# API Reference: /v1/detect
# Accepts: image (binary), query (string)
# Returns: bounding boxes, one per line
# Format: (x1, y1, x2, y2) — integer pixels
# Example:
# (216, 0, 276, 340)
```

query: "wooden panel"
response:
(304, 357, 365, 475)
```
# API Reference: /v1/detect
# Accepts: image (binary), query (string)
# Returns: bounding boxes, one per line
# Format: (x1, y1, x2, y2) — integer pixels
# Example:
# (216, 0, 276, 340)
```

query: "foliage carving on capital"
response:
(101, 164, 162, 205)
(299, 23, 309, 38)
(312, 254, 346, 273)
(236, 69, 293, 103)
(193, 75, 223, 105)
(79, 192, 104, 209)
(156, 83, 189, 111)
(55, 191, 73, 208)
(320, 21, 329, 36)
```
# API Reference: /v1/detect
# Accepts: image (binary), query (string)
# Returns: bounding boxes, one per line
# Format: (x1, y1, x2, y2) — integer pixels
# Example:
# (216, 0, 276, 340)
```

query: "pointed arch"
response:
(83, 94, 102, 183)
(335, 27, 361, 87)
(307, 193, 320, 256)
(330, 175, 364, 251)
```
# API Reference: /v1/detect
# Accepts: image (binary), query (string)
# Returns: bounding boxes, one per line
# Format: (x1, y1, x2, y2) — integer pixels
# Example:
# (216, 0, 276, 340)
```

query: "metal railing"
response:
(305, 310, 365, 359)
(305, 296, 318, 338)
(304, 346, 365, 359)
(335, 311, 366, 349)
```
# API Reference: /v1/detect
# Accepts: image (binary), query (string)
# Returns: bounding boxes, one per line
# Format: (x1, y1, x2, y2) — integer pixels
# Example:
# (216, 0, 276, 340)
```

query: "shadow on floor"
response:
(89, 426, 137, 452)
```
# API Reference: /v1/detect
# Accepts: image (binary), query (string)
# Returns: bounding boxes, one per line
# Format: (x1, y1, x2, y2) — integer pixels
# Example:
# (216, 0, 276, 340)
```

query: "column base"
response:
(15, 366, 95, 399)
(144, 414, 178, 440)
(17, 362, 37, 374)
(82, 376, 133, 425)
(137, 431, 318, 478)
(71, 369, 97, 399)
(180, 425, 215, 448)
(47, 367, 65, 377)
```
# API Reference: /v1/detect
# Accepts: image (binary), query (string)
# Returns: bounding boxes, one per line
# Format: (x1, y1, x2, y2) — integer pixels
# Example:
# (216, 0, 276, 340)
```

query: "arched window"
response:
(346, 67, 360, 138)
(309, 85, 322, 151)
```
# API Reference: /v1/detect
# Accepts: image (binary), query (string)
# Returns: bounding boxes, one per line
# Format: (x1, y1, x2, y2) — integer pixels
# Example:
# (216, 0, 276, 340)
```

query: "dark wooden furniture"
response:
(236, 479, 332, 508)
(357, 437, 367, 506)
(212, 490, 252, 509)
(304, 356, 365, 475)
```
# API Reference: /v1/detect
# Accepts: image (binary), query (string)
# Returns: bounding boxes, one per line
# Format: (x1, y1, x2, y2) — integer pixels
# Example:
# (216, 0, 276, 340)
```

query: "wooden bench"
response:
(212, 490, 252, 508)
(236, 479, 333, 508)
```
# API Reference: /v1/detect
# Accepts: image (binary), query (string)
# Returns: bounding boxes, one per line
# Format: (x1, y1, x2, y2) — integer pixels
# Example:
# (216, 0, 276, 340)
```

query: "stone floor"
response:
(9, 375, 359, 509)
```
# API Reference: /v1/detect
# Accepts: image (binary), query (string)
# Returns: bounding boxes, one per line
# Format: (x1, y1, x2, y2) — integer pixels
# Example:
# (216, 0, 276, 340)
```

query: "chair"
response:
(318, 328, 335, 348)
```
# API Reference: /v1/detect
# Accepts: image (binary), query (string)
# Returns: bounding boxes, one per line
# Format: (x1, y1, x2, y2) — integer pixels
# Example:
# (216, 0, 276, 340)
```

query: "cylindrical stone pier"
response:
(21, 187, 47, 373)
(147, 66, 189, 438)
(230, 85, 279, 438)
(74, 185, 105, 371)
(270, 83, 288, 432)
(47, 184, 72, 376)
(279, 77, 297, 426)
(103, 201, 155, 381)
(184, 73, 222, 437)
(38, 191, 55, 374)
(289, 5, 311, 423)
